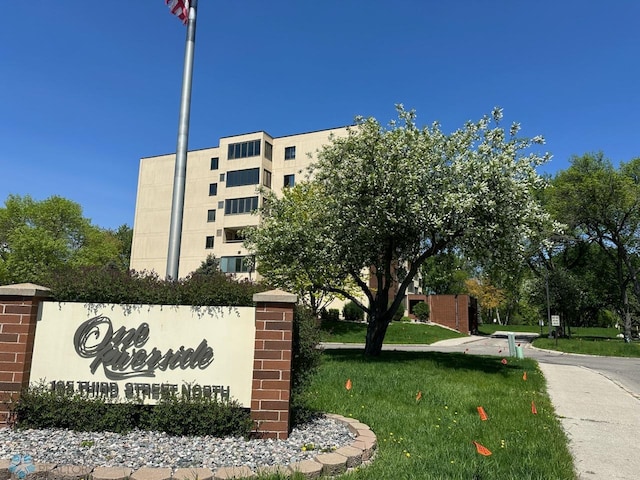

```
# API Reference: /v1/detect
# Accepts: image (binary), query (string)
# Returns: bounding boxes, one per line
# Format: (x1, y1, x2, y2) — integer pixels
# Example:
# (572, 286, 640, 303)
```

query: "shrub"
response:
(320, 308, 340, 322)
(42, 265, 267, 306)
(12, 383, 253, 437)
(413, 301, 430, 322)
(391, 301, 405, 322)
(142, 394, 253, 437)
(343, 301, 364, 321)
(290, 306, 323, 425)
(12, 383, 144, 434)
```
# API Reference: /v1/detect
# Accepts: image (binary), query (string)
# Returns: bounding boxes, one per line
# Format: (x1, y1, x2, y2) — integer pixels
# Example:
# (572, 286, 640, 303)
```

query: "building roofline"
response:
(140, 125, 352, 160)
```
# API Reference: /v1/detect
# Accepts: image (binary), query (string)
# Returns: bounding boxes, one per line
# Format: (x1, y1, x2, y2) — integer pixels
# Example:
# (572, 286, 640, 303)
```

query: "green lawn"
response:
(533, 337, 640, 357)
(277, 350, 575, 479)
(320, 320, 466, 344)
(477, 324, 542, 335)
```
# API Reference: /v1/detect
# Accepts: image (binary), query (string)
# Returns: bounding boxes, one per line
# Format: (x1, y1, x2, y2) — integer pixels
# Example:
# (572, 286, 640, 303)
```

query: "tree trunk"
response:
(364, 315, 391, 356)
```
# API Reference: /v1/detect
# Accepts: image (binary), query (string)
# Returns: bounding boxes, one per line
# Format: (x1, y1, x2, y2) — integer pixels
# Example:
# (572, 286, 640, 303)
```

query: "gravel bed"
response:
(0, 416, 355, 472)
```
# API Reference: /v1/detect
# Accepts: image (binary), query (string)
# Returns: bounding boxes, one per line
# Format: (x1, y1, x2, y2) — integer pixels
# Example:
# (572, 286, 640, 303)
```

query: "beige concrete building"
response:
(131, 127, 349, 279)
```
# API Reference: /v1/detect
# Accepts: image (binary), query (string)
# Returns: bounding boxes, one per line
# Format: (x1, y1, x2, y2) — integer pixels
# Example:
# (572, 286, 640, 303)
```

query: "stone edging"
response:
(0, 414, 377, 480)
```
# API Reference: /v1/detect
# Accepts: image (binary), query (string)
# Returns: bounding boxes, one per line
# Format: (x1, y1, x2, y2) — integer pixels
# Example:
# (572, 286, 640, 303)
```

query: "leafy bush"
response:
(42, 265, 267, 306)
(391, 301, 405, 322)
(343, 301, 364, 321)
(142, 394, 253, 437)
(12, 384, 144, 434)
(290, 307, 323, 425)
(320, 308, 340, 322)
(12, 383, 253, 437)
(413, 301, 430, 322)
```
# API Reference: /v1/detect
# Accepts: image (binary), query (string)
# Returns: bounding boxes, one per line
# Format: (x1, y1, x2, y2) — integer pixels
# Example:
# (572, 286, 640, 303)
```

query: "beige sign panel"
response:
(30, 302, 256, 406)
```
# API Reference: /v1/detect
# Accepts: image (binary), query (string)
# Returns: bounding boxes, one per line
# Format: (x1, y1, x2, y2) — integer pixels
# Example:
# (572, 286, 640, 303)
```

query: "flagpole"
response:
(167, 0, 198, 280)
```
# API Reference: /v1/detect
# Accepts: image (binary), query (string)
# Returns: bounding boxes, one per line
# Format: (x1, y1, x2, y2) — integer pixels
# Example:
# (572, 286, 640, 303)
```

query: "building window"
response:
(220, 256, 253, 273)
(227, 140, 260, 160)
(265, 141, 273, 161)
(209, 183, 218, 196)
(225, 196, 258, 215)
(220, 173, 225, 182)
(218, 201, 224, 209)
(210, 157, 219, 170)
(284, 146, 296, 160)
(263, 169, 272, 188)
(205, 236, 214, 249)
(224, 228, 245, 243)
(226, 168, 260, 187)
(284, 174, 295, 188)
(207, 209, 216, 222)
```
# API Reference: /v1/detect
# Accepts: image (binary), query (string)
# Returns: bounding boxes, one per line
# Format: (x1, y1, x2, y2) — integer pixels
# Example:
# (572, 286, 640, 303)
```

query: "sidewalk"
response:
(538, 363, 640, 480)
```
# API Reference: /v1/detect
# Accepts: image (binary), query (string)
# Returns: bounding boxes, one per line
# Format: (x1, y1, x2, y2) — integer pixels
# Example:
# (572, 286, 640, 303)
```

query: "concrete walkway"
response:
(321, 335, 640, 479)
(539, 363, 640, 480)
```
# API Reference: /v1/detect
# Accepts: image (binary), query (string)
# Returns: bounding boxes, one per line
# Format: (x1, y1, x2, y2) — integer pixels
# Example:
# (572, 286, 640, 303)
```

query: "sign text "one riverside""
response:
(73, 315, 214, 380)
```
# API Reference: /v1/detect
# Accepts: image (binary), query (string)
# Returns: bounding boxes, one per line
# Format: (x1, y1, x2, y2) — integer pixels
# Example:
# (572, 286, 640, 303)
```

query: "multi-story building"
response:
(131, 127, 349, 279)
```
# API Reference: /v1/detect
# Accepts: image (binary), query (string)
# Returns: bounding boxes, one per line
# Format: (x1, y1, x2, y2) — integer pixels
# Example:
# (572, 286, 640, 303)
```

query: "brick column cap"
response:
(0, 283, 51, 298)
(253, 289, 297, 304)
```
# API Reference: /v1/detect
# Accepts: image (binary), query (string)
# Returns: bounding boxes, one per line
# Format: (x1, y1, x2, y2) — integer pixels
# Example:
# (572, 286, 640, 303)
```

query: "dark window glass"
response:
(284, 146, 296, 160)
(227, 140, 262, 160)
(224, 196, 258, 215)
(263, 170, 272, 188)
(218, 201, 224, 209)
(205, 236, 214, 249)
(207, 209, 216, 222)
(210, 157, 219, 170)
(220, 256, 253, 273)
(209, 183, 218, 196)
(265, 141, 273, 161)
(284, 174, 295, 188)
(224, 228, 245, 243)
(226, 168, 260, 187)
(220, 173, 225, 181)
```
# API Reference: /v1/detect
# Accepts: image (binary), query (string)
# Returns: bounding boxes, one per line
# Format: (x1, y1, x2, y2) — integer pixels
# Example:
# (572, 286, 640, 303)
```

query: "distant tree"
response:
(464, 277, 506, 324)
(0, 194, 124, 284)
(421, 250, 470, 294)
(246, 106, 553, 356)
(550, 153, 640, 341)
(193, 254, 222, 276)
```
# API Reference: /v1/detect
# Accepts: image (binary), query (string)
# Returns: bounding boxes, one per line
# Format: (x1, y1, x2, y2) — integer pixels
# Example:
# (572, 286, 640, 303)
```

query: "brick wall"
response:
(428, 295, 471, 334)
(251, 290, 297, 440)
(0, 284, 51, 426)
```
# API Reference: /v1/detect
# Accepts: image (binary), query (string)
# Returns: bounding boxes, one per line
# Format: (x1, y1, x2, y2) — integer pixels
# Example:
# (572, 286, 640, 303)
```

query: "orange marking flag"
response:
(473, 441, 492, 456)
(345, 379, 352, 391)
(523, 371, 527, 381)
(477, 406, 488, 421)
(416, 391, 422, 402)
(531, 401, 538, 414)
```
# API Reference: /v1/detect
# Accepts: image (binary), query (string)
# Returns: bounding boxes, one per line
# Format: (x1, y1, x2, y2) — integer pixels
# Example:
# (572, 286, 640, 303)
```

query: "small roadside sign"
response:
(551, 315, 560, 327)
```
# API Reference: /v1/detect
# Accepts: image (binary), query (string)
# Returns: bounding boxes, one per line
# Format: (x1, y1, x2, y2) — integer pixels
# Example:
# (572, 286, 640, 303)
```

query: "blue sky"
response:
(2, 1, 639, 230)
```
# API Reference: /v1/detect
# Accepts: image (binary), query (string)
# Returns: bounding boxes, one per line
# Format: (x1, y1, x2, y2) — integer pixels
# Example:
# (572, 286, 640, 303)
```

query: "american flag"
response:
(166, 0, 189, 25)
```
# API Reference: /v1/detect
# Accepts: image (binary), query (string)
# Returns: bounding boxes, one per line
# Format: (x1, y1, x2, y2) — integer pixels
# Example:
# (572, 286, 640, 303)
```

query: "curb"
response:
(0, 415, 377, 480)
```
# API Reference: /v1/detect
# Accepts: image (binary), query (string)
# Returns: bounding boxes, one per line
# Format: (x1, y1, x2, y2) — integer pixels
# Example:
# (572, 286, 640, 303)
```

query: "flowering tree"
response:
(247, 106, 553, 356)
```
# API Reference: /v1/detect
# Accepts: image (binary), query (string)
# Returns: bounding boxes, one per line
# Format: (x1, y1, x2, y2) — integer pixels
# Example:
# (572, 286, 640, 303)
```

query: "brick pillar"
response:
(0, 283, 51, 427)
(251, 289, 297, 440)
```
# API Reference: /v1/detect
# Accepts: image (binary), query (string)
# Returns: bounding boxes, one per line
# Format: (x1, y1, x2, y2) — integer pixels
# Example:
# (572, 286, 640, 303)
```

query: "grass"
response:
(477, 324, 542, 335)
(320, 320, 465, 344)
(533, 337, 640, 357)
(273, 350, 575, 480)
